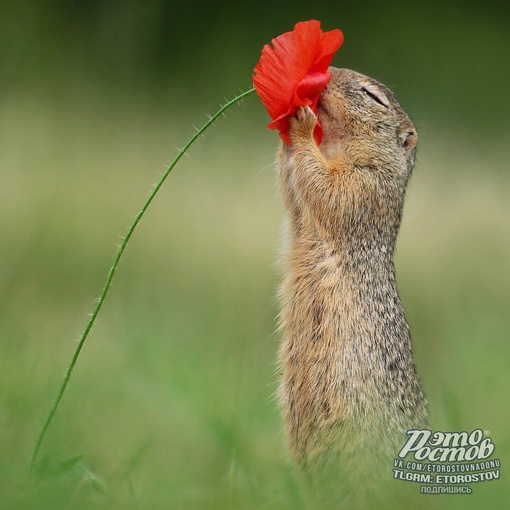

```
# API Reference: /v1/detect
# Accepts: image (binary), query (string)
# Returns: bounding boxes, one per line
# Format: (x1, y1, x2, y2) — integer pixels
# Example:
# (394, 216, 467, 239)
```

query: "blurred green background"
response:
(1, 1, 509, 508)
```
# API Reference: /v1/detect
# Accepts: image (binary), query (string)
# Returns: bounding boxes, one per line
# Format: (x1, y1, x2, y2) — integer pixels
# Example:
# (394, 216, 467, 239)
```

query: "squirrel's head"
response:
(318, 67, 417, 181)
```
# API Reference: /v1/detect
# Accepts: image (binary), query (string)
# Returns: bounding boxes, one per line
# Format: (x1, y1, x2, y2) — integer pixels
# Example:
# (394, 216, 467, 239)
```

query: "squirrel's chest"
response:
(280, 247, 361, 338)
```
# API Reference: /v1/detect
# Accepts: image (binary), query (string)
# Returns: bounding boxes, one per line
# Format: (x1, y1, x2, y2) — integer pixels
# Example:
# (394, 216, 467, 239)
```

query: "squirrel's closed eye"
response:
(361, 85, 389, 108)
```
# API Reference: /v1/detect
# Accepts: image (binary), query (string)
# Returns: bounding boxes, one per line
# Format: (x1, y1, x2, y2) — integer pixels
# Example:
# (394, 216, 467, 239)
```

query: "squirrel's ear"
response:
(399, 129, 417, 150)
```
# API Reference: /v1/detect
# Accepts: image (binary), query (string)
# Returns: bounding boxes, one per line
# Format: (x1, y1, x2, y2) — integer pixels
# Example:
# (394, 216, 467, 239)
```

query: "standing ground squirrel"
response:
(277, 68, 428, 493)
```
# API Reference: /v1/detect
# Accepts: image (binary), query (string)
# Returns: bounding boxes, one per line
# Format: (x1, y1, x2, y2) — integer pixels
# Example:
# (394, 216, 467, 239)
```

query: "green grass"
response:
(1, 89, 509, 509)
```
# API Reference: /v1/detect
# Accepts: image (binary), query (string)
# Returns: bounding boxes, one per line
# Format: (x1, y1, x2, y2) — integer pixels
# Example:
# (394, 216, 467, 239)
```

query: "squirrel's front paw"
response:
(290, 106, 317, 144)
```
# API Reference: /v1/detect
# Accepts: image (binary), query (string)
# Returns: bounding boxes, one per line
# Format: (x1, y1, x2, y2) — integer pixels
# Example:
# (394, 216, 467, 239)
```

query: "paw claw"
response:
(290, 106, 317, 143)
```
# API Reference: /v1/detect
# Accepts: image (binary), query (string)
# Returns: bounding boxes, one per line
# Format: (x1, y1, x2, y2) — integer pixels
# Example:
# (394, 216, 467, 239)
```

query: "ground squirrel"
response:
(277, 68, 429, 496)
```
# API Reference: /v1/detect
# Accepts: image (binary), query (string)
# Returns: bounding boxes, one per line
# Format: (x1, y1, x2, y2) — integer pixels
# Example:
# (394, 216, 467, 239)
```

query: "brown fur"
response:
(277, 68, 428, 499)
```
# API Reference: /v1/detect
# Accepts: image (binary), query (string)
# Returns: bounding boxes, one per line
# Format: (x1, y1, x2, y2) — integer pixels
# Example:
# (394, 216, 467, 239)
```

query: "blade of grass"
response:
(29, 88, 256, 477)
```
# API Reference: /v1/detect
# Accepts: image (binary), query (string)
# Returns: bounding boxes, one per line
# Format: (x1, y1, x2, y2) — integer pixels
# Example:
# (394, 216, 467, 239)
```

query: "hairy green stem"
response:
(29, 87, 256, 477)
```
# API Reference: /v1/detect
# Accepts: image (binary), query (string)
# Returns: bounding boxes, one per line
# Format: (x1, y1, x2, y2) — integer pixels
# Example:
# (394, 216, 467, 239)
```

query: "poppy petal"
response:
(253, 20, 343, 145)
(295, 71, 331, 106)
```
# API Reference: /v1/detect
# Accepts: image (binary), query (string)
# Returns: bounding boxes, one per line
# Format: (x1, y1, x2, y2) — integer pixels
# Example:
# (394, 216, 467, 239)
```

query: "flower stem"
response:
(29, 87, 256, 477)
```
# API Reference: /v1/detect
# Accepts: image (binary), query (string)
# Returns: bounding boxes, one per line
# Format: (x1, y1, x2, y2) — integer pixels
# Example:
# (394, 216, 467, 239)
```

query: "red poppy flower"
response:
(253, 20, 344, 145)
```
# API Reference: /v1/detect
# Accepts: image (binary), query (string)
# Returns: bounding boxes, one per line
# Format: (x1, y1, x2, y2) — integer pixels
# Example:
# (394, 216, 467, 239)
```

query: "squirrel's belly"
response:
(278, 269, 353, 460)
